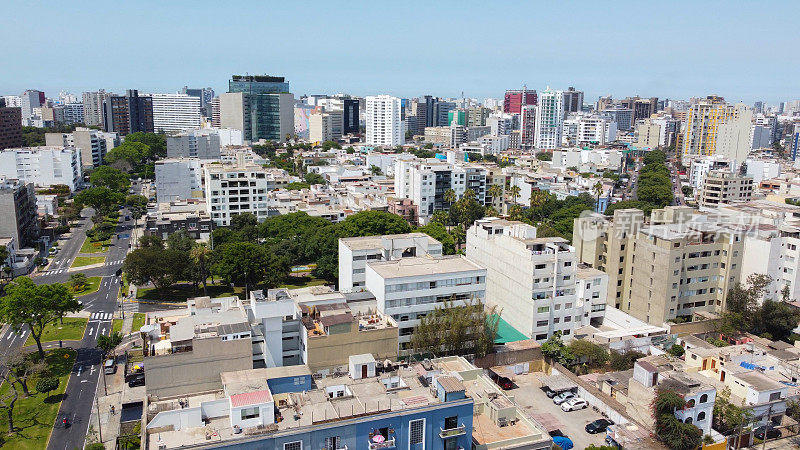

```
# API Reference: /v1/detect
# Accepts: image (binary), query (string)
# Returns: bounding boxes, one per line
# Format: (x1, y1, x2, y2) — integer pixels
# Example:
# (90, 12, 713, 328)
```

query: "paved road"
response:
(43, 206, 135, 450)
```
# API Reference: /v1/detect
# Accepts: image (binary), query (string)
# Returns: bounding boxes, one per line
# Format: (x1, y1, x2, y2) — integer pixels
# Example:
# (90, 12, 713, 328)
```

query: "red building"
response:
(503, 89, 537, 114)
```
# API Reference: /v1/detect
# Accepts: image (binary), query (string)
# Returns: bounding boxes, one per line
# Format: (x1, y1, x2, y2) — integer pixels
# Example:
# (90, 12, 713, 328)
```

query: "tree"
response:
(444, 188, 457, 206)
(667, 344, 685, 357)
(568, 340, 608, 369)
(36, 377, 59, 398)
(535, 152, 552, 161)
(123, 246, 189, 294)
(508, 185, 521, 205)
(410, 299, 498, 358)
(609, 349, 645, 370)
(336, 211, 412, 237)
(6, 349, 46, 397)
(74, 186, 125, 215)
(0, 278, 79, 358)
(369, 165, 383, 175)
(124, 132, 167, 159)
(713, 387, 753, 435)
(593, 181, 604, 208)
(104, 141, 149, 171)
(488, 184, 503, 209)
(69, 272, 89, 293)
(213, 242, 287, 293)
(97, 332, 123, 355)
(653, 389, 702, 450)
(166, 229, 195, 253)
(190, 243, 212, 295)
(417, 221, 456, 255)
(0, 357, 20, 433)
(304, 172, 326, 185)
(90, 166, 130, 192)
(541, 332, 575, 365)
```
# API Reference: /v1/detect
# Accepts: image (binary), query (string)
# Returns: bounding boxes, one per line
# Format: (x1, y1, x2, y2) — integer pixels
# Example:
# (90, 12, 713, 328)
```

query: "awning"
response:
(538, 374, 577, 392)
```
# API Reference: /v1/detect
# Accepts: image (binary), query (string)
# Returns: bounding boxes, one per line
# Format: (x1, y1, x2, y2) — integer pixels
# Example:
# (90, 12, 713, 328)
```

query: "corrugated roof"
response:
(437, 376, 465, 393)
(230, 389, 273, 408)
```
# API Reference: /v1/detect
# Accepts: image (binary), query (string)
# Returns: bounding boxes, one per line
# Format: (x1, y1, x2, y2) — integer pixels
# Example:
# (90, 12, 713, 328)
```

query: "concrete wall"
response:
(306, 325, 398, 373)
(145, 336, 253, 399)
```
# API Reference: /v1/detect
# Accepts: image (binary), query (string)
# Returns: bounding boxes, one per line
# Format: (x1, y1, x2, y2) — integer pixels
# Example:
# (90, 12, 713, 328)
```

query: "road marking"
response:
(89, 326, 94, 336)
(101, 327, 106, 335)
(5, 332, 11, 340)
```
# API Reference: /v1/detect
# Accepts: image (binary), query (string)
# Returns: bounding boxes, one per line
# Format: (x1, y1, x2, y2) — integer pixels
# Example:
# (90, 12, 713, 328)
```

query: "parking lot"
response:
(509, 372, 609, 449)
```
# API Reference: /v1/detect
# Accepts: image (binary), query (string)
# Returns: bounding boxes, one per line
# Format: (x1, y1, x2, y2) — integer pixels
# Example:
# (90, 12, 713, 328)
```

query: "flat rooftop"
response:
(339, 232, 438, 251)
(367, 255, 484, 278)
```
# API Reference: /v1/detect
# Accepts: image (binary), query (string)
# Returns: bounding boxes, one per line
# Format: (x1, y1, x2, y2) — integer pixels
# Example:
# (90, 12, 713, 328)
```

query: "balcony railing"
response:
(368, 438, 396, 450)
(439, 424, 467, 438)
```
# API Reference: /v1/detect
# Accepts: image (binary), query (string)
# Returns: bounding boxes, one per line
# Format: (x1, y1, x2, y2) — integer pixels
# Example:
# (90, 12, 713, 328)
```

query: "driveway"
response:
(510, 372, 609, 449)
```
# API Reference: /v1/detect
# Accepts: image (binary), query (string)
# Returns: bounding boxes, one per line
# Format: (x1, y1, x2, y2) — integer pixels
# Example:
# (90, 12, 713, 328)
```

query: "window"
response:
(324, 436, 340, 450)
(697, 412, 706, 421)
(537, 306, 549, 313)
(285, 441, 302, 450)
(241, 407, 260, 420)
(410, 418, 425, 444)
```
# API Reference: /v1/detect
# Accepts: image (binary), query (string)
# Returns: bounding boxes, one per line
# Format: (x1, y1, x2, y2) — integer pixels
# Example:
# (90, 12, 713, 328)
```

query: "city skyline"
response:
(2, 1, 799, 104)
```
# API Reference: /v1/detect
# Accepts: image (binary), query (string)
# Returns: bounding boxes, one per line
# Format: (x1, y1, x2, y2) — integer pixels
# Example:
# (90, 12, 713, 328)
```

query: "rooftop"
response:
(339, 232, 438, 251)
(367, 255, 484, 278)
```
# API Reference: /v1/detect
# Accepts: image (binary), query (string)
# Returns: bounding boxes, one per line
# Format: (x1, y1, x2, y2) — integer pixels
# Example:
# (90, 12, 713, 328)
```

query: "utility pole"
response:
(96, 396, 103, 443)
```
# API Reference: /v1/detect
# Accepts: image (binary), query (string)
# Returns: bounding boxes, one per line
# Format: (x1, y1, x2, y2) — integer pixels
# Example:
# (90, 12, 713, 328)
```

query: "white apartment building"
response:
(744, 158, 781, 183)
(150, 93, 201, 133)
(563, 114, 617, 147)
(166, 130, 221, 159)
(365, 255, 486, 353)
(309, 112, 332, 143)
(477, 134, 510, 154)
(204, 162, 291, 225)
(45, 127, 119, 168)
(466, 218, 601, 342)
(246, 289, 303, 367)
(687, 156, 732, 191)
(394, 157, 488, 220)
(534, 88, 565, 149)
(366, 95, 404, 147)
(338, 233, 443, 292)
(82, 90, 106, 127)
(155, 158, 204, 203)
(0, 146, 83, 191)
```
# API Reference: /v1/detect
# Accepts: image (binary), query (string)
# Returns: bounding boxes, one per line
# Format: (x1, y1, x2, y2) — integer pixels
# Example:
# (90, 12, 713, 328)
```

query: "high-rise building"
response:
(221, 75, 295, 142)
(619, 97, 658, 122)
(180, 86, 215, 107)
(342, 98, 359, 135)
(697, 170, 754, 208)
(308, 112, 332, 143)
(447, 109, 467, 126)
(82, 90, 106, 127)
(0, 146, 83, 191)
(155, 158, 203, 203)
(203, 162, 292, 225)
(394, 158, 487, 219)
(365, 95, 404, 147)
(0, 99, 23, 150)
(503, 88, 537, 114)
(466, 106, 490, 127)
(434, 101, 456, 127)
(791, 124, 800, 161)
(166, 130, 221, 159)
(45, 127, 119, 168)
(562, 87, 584, 114)
(533, 88, 564, 149)
(102, 90, 154, 136)
(0, 178, 39, 247)
(20, 90, 45, 121)
(601, 105, 634, 131)
(682, 97, 752, 163)
(150, 93, 201, 133)
(520, 105, 536, 149)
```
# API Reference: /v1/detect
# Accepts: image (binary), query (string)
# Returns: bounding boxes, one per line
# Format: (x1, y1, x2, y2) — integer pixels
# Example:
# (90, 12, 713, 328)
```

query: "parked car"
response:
(585, 418, 614, 434)
(104, 358, 117, 374)
(543, 387, 557, 398)
(48, 247, 58, 255)
(552, 391, 575, 405)
(753, 425, 781, 440)
(561, 397, 588, 412)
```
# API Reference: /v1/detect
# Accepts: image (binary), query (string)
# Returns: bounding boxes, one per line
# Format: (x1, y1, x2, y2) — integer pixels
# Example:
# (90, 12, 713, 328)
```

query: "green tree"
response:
(653, 389, 702, 450)
(69, 272, 89, 293)
(488, 184, 503, 209)
(213, 242, 287, 293)
(166, 229, 195, 253)
(6, 349, 46, 397)
(74, 187, 125, 215)
(667, 344, 685, 357)
(541, 332, 575, 365)
(336, 211, 412, 237)
(0, 278, 79, 358)
(535, 152, 552, 161)
(123, 246, 189, 294)
(369, 165, 383, 175)
(609, 349, 645, 370)
(190, 243, 212, 296)
(104, 141, 149, 171)
(508, 185, 521, 204)
(304, 172, 326, 185)
(410, 299, 498, 358)
(568, 340, 608, 369)
(124, 132, 167, 159)
(444, 188, 457, 206)
(36, 377, 59, 398)
(97, 332, 123, 355)
(417, 221, 456, 255)
(90, 166, 130, 192)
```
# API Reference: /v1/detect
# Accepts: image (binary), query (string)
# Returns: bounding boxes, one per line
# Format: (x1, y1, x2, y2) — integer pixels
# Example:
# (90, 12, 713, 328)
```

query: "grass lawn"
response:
(79, 238, 110, 254)
(279, 275, 328, 289)
(131, 313, 145, 333)
(136, 283, 237, 303)
(71, 255, 106, 268)
(25, 317, 88, 346)
(71, 276, 101, 297)
(0, 348, 76, 450)
(112, 318, 123, 334)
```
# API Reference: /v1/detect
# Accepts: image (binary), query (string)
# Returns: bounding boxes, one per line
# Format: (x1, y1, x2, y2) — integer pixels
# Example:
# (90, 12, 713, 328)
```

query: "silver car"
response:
(552, 391, 575, 405)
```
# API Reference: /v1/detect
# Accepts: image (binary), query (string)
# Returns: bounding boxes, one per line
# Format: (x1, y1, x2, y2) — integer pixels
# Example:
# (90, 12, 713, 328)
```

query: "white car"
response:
(561, 397, 588, 412)
(552, 391, 575, 405)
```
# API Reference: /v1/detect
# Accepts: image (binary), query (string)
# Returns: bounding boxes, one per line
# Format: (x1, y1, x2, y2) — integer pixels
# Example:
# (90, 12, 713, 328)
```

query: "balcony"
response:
(439, 424, 467, 438)
(368, 438, 396, 450)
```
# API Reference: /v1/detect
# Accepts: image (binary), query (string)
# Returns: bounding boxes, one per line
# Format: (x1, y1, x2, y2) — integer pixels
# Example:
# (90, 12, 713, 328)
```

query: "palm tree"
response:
(508, 185, 521, 205)
(593, 181, 604, 212)
(488, 184, 503, 210)
(444, 188, 457, 207)
(463, 189, 476, 200)
(190, 243, 211, 296)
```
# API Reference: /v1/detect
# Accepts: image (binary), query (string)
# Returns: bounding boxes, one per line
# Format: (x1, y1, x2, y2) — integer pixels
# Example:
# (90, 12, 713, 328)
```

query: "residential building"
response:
(563, 113, 617, 146)
(309, 112, 333, 143)
(387, 198, 419, 225)
(0, 99, 22, 150)
(466, 106, 490, 127)
(687, 156, 731, 191)
(520, 105, 536, 149)
(366, 95, 404, 147)
(534, 88, 564, 149)
(203, 162, 292, 225)
(682, 97, 753, 163)
(448, 109, 467, 126)
(466, 219, 607, 342)
(602, 105, 634, 131)
(503, 88, 537, 114)
(634, 118, 662, 149)
(697, 170, 754, 208)
(43, 103, 84, 125)
(791, 123, 800, 161)
(0, 178, 38, 247)
(20, 89, 44, 121)
(166, 130, 221, 159)
(338, 233, 443, 292)
(155, 158, 204, 203)
(144, 210, 213, 241)
(150, 93, 201, 133)
(82, 90, 106, 127)
(744, 158, 780, 183)
(365, 255, 486, 353)
(45, 127, 119, 168)
(102, 89, 154, 136)
(223, 74, 295, 143)
(394, 158, 488, 220)
(0, 146, 83, 191)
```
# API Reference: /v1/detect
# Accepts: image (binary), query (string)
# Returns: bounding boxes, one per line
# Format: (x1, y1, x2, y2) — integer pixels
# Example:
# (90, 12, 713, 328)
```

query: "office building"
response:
(447, 109, 467, 126)
(342, 98, 359, 134)
(45, 127, 119, 168)
(366, 255, 486, 353)
(150, 93, 201, 133)
(366, 95, 404, 147)
(602, 105, 634, 131)
(623, 97, 658, 122)
(222, 74, 295, 143)
(338, 233, 443, 292)
(682, 97, 753, 163)
(0, 146, 83, 191)
(434, 101, 456, 127)
(20, 90, 45, 121)
(466, 106, 490, 127)
(0, 178, 38, 247)
(562, 87, 584, 114)
(155, 158, 204, 203)
(504, 88, 537, 114)
(0, 100, 23, 150)
(533, 88, 564, 149)
(180, 86, 215, 112)
(103, 89, 154, 136)
(204, 162, 291, 225)
(467, 219, 607, 341)
(520, 105, 536, 149)
(82, 90, 106, 127)
(791, 123, 800, 161)
(697, 170, 754, 208)
(166, 129, 221, 159)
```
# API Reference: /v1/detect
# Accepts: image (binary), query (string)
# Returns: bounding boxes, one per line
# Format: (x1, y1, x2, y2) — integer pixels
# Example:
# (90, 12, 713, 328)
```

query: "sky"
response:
(1, 1, 798, 105)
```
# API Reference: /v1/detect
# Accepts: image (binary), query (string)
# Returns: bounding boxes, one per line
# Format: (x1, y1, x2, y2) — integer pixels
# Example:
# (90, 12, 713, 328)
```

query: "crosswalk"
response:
(42, 268, 68, 275)
(122, 300, 138, 315)
(106, 259, 124, 266)
(90, 312, 113, 321)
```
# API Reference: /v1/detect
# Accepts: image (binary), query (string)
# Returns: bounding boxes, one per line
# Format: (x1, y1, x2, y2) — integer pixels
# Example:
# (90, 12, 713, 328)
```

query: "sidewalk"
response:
(85, 355, 146, 448)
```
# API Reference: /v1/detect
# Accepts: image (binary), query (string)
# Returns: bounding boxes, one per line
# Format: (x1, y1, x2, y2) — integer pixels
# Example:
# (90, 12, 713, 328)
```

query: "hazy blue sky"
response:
(2, 1, 798, 105)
